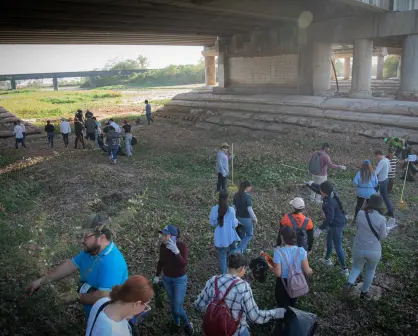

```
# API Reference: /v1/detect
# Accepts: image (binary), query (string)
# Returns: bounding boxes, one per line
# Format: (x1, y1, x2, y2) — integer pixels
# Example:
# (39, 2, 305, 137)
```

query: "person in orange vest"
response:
(276, 197, 314, 253)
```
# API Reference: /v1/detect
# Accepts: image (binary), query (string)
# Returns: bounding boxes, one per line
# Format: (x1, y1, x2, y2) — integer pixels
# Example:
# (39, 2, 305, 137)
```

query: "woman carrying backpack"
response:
(85, 275, 154, 335)
(353, 160, 378, 221)
(195, 253, 286, 336)
(153, 225, 194, 335)
(210, 190, 241, 274)
(233, 181, 257, 254)
(272, 226, 313, 308)
(342, 195, 388, 298)
(306, 181, 349, 276)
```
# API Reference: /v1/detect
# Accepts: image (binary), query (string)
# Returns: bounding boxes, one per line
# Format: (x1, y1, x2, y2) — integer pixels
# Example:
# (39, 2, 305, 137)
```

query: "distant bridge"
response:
(0, 69, 152, 90)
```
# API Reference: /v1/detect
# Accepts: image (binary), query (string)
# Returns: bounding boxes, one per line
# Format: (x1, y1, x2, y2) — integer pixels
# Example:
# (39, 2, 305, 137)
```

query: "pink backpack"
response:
(279, 248, 309, 298)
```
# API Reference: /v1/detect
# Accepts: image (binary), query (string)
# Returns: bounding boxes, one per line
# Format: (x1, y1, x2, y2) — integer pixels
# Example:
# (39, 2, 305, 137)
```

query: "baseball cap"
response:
(220, 142, 230, 148)
(289, 197, 305, 209)
(159, 224, 178, 236)
(363, 159, 371, 165)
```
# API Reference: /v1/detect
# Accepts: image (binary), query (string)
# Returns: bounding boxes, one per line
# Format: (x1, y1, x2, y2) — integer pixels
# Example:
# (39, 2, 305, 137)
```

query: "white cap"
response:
(289, 197, 305, 209)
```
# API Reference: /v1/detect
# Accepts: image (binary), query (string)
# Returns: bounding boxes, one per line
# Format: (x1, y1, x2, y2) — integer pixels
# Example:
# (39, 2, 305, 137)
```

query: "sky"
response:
(0, 45, 203, 75)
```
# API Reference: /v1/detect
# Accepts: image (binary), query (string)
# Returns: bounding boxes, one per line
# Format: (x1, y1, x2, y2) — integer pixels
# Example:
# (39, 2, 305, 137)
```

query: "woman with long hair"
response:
(343, 195, 388, 298)
(307, 181, 349, 275)
(233, 181, 257, 253)
(153, 225, 193, 335)
(86, 275, 154, 335)
(210, 190, 241, 274)
(353, 160, 378, 220)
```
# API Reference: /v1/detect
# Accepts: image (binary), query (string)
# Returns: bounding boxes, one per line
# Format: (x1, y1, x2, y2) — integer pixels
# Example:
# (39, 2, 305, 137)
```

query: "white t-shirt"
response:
(13, 125, 24, 139)
(110, 122, 121, 134)
(85, 298, 132, 336)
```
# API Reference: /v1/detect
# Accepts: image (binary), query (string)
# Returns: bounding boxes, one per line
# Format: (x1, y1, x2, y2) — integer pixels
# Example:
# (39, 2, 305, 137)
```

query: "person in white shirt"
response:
(374, 150, 394, 217)
(59, 117, 71, 148)
(216, 142, 232, 191)
(85, 275, 154, 336)
(109, 119, 121, 134)
(13, 121, 26, 149)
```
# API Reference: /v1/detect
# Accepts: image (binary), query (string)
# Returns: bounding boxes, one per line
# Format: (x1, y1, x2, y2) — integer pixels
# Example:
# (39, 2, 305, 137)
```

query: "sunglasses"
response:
(83, 233, 96, 240)
(143, 303, 152, 313)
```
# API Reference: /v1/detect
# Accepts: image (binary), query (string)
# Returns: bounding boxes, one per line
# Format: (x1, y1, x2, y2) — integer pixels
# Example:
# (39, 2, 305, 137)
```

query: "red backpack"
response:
(203, 277, 243, 336)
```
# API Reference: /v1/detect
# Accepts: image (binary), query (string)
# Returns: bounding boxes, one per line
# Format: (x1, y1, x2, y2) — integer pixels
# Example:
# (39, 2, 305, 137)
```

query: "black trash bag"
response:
(236, 223, 245, 239)
(131, 136, 138, 146)
(272, 307, 318, 336)
(249, 256, 269, 283)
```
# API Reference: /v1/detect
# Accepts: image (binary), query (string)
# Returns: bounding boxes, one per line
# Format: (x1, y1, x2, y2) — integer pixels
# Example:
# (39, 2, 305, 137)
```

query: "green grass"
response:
(0, 90, 122, 120)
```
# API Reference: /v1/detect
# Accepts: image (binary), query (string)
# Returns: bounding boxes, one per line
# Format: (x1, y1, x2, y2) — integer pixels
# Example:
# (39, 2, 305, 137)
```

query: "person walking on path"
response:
(306, 181, 349, 276)
(86, 275, 154, 336)
(85, 116, 97, 142)
(93, 117, 101, 150)
(75, 109, 84, 124)
(277, 197, 314, 252)
(153, 225, 194, 335)
(308, 143, 346, 203)
(13, 121, 26, 149)
(233, 181, 257, 254)
(342, 195, 388, 298)
(216, 142, 232, 192)
(105, 126, 120, 164)
(122, 120, 133, 157)
(26, 214, 128, 317)
(195, 253, 286, 336)
(353, 160, 378, 221)
(210, 190, 241, 274)
(59, 117, 71, 148)
(386, 149, 399, 194)
(44, 120, 55, 148)
(374, 150, 394, 218)
(272, 226, 313, 308)
(74, 117, 85, 149)
(145, 100, 154, 124)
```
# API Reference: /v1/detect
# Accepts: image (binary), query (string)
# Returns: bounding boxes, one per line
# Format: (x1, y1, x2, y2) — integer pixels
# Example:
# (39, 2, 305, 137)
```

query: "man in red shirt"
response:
(277, 197, 314, 252)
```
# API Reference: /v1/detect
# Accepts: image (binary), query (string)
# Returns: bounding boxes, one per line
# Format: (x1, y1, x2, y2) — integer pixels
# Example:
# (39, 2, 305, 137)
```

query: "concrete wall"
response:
(228, 54, 298, 88)
(393, 0, 418, 11)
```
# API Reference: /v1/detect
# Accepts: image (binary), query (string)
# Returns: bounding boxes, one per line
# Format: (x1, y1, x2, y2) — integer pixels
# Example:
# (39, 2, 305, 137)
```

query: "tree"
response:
(137, 54, 149, 69)
(103, 54, 150, 71)
(334, 59, 344, 77)
(383, 56, 399, 79)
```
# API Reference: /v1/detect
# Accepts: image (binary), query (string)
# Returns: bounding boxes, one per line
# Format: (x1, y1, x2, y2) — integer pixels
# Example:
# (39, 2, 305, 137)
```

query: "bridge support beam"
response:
(89, 76, 96, 88)
(344, 57, 351, 80)
(53, 76, 59, 91)
(376, 55, 385, 80)
(312, 42, 332, 96)
(397, 35, 418, 100)
(10, 77, 16, 90)
(202, 47, 217, 86)
(349, 39, 373, 99)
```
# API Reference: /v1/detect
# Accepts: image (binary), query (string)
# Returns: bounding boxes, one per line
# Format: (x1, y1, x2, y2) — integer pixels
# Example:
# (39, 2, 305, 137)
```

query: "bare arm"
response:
(272, 263, 282, 278)
(301, 258, 313, 276)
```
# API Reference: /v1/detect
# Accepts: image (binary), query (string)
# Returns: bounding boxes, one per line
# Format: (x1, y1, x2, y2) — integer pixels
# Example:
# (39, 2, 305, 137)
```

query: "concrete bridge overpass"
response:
(0, 69, 151, 90)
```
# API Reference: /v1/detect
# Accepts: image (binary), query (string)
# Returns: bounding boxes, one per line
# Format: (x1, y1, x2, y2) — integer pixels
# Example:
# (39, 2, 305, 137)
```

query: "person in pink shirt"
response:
(308, 143, 346, 203)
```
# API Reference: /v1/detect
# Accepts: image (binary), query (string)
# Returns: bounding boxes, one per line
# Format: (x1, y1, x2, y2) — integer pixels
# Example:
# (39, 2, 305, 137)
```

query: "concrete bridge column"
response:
(376, 55, 385, 80)
(89, 76, 96, 88)
(344, 57, 351, 80)
(10, 77, 17, 90)
(397, 35, 418, 100)
(202, 47, 217, 86)
(53, 76, 59, 91)
(312, 42, 332, 96)
(331, 56, 336, 80)
(349, 39, 373, 98)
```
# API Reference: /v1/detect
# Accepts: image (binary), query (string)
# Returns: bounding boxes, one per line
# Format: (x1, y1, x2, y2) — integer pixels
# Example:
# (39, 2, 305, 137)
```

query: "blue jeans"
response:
(47, 132, 54, 148)
(217, 244, 237, 274)
(348, 249, 381, 293)
(378, 179, 394, 217)
(110, 144, 118, 160)
(125, 133, 133, 156)
(325, 226, 346, 268)
(237, 217, 254, 253)
(162, 274, 189, 326)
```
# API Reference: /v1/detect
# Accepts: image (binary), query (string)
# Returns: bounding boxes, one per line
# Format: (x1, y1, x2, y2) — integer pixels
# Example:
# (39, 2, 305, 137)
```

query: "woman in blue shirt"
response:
(210, 190, 241, 274)
(353, 160, 378, 221)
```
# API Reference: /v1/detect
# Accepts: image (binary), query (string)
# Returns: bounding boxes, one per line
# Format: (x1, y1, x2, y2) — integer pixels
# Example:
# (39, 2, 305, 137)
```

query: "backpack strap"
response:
(301, 217, 310, 230)
(287, 214, 299, 230)
(278, 249, 291, 269)
(365, 212, 380, 241)
(218, 277, 243, 324)
(89, 300, 112, 336)
(220, 278, 240, 302)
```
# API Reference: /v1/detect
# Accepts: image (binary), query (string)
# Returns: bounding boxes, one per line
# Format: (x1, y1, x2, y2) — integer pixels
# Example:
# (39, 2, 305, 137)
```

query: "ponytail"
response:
(109, 285, 122, 301)
(217, 190, 229, 227)
(332, 192, 345, 214)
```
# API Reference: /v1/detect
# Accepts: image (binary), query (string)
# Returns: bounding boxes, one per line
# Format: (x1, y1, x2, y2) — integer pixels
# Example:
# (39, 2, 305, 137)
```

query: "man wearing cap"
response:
(277, 197, 314, 252)
(59, 117, 71, 148)
(308, 143, 346, 203)
(26, 214, 128, 317)
(216, 142, 232, 192)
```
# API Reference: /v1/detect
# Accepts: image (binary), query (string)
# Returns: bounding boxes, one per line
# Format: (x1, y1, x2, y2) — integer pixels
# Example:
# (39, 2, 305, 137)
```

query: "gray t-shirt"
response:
(353, 210, 388, 251)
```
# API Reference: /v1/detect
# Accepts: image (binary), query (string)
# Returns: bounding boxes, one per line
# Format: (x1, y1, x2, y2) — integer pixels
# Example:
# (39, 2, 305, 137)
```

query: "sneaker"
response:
(360, 291, 370, 299)
(320, 258, 333, 266)
(341, 268, 349, 277)
(185, 323, 194, 335)
(342, 283, 353, 298)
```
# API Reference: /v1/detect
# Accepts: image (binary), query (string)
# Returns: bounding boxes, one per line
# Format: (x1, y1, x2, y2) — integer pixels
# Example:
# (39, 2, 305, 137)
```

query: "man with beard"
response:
(26, 214, 128, 317)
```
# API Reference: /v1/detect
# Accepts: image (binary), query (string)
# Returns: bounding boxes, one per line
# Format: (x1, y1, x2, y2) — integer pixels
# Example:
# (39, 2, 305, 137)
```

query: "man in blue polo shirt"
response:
(26, 214, 128, 316)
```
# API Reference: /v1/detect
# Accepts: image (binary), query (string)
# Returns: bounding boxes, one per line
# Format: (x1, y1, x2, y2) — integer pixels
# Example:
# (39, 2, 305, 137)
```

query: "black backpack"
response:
(249, 256, 269, 283)
(309, 152, 323, 175)
(287, 214, 309, 251)
(272, 307, 318, 336)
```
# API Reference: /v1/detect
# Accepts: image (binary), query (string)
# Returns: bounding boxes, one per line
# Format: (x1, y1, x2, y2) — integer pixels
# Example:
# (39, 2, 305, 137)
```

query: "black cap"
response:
(322, 142, 330, 149)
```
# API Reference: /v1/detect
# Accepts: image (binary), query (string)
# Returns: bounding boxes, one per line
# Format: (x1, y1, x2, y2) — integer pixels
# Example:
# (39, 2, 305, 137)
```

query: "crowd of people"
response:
(22, 138, 413, 336)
